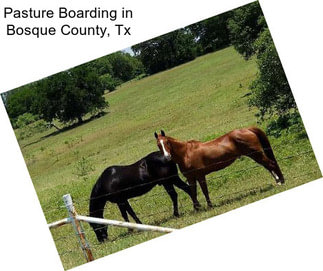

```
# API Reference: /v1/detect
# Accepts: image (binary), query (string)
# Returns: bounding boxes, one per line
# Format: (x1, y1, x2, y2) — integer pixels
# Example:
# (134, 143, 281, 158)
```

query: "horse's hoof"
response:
(174, 213, 180, 218)
(207, 203, 213, 208)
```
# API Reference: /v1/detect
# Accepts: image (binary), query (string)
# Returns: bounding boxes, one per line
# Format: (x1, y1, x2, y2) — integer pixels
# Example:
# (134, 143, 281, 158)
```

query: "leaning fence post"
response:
(63, 194, 94, 262)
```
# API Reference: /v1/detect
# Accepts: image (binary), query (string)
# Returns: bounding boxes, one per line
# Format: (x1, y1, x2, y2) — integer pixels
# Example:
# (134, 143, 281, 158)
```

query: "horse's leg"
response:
(117, 201, 136, 233)
(247, 151, 283, 185)
(117, 202, 130, 222)
(162, 183, 179, 217)
(171, 175, 196, 208)
(171, 176, 193, 198)
(124, 200, 142, 224)
(197, 176, 212, 208)
(188, 177, 201, 210)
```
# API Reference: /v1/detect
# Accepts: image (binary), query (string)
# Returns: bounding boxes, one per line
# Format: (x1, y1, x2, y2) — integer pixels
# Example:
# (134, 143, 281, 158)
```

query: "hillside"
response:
(17, 46, 321, 269)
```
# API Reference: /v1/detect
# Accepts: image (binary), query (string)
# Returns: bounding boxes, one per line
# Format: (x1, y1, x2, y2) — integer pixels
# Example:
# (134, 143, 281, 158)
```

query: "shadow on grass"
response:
(100, 184, 277, 244)
(214, 183, 275, 207)
(295, 130, 309, 140)
(22, 111, 108, 148)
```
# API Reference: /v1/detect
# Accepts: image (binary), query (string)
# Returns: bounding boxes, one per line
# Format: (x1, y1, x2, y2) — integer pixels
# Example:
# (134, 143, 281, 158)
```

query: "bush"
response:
(74, 156, 95, 181)
(15, 113, 38, 128)
(5, 85, 37, 125)
(248, 29, 296, 120)
(99, 74, 119, 92)
(228, 2, 267, 59)
(266, 112, 305, 138)
(107, 52, 145, 82)
(16, 119, 49, 140)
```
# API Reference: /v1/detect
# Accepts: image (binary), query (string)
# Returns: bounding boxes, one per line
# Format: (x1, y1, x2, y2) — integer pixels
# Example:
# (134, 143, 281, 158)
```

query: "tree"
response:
(99, 73, 118, 92)
(5, 85, 37, 125)
(132, 29, 197, 74)
(34, 65, 108, 124)
(107, 52, 145, 82)
(228, 1, 266, 59)
(86, 55, 113, 76)
(248, 29, 296, 119)
(188, 11, 232, 55)
(228, 1, 298, 133)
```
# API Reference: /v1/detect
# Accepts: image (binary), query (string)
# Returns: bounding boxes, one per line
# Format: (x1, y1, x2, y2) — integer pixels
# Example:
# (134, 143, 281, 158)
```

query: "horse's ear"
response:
(154, 132, 158, 139)
(161, 130, 166, 136)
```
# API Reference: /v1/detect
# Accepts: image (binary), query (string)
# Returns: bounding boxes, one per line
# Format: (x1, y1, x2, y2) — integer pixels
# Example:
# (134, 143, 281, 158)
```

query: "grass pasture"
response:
(17, 47, 321, 269)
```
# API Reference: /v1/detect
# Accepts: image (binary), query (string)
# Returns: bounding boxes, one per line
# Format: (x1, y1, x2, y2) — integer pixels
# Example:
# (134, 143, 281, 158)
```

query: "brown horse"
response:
(154, 127, 284, 210)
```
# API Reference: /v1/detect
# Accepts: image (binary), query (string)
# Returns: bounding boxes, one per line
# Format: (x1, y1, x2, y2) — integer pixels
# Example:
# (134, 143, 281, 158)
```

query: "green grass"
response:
(17, 46, 321, 270)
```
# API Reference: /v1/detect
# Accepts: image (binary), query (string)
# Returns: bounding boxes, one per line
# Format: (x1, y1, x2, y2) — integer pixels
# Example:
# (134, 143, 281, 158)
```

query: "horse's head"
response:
(154, 130, 172, 161)
(90, 223, 108, 243)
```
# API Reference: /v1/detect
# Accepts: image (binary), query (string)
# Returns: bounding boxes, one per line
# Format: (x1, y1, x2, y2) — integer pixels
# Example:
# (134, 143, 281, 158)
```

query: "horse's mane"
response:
(166, 136, 200, 144)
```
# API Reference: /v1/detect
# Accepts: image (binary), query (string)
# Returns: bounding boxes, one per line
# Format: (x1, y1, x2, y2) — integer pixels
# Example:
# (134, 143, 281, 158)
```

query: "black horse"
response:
(89, 151, 193, 243)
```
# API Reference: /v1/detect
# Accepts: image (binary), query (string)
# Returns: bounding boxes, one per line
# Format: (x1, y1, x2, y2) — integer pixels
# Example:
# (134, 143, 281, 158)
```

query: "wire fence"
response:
(45, 134, 321, 265)
(44, 146, 315, 216)
(49, 166, 321, 260)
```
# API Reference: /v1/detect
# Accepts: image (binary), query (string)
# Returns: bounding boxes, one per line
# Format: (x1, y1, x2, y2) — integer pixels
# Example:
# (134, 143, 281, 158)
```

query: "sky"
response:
(122, 47, 135, 56)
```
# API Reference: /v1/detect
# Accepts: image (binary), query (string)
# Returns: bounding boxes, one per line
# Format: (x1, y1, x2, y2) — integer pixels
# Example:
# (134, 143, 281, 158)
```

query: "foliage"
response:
(18, 48, 319, 269)
(17, 119, 49, 140)
(5, 85, 37, 124)
(228, 1, 267, 59)
(34, 66, 108, 124)
(188, 10, 232, 54)
(266, 112, 306, 138)
(228, 2, 298, 133)
(15, 113, 39, 128)
(248, 29, 296, 120)
(4, 50, 144, 128)
(99, 73, 119, 92)
(132, 29, 197, 74)
(86, 55, 113, 76)
(107, 52, 145, 82)
(74, 156, 95, 181)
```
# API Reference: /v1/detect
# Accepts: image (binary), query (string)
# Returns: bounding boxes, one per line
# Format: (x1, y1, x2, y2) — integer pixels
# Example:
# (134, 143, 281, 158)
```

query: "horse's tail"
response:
(248, 127, 277, 163)
(248, 127, 284, 182)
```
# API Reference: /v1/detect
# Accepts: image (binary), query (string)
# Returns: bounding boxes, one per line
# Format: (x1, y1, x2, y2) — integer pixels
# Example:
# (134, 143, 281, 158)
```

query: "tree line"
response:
(3, 1, 297, 134)
(4, 51, 144, 128)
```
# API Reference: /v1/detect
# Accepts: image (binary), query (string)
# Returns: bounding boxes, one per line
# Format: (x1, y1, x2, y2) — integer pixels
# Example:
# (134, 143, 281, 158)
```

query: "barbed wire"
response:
(59, 148, 316, 207)
(43, 146, 316, 218)
(41, 125, 313, 215)
(80, 166, 320, 224)
(55, 168, 321, 258)
(51, 168, 321, 245)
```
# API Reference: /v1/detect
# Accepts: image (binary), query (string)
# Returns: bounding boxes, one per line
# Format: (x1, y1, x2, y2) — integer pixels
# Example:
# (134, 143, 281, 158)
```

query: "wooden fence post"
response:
(63, 194, 94, 262)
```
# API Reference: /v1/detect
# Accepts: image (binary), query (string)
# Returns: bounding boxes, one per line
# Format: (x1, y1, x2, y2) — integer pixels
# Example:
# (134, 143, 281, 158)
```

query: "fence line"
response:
(43, 148, 315, 217)
(50, 168, 321, 245)
(48, 218, 70, 229)
(76, 215, 176, 233)
(63, 194, 94, 262)
(55, 149, 316, 209)
(49, 193, 178, 262)
(43, 136, 310, 213)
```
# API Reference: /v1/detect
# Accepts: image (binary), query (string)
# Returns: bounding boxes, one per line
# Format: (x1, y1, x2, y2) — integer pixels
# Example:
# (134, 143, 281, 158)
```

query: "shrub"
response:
(74, 156, 95, 180)
(99, 74, 119, 92)
(248, 29, 296, 120)
(15, 113, 38, 128)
